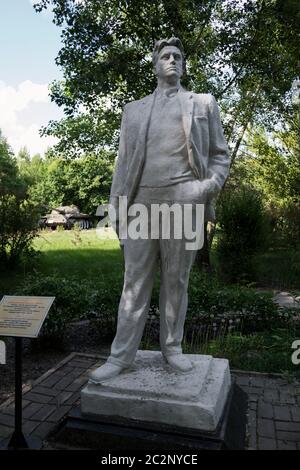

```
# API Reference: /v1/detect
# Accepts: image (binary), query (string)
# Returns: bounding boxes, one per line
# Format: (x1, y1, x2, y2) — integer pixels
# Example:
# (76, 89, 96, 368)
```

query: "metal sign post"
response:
(0, 296, 55, 450)
(7, 337, 28, 449)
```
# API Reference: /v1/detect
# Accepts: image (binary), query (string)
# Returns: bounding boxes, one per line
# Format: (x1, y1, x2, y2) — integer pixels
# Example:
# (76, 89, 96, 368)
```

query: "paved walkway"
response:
(273, 291, 300, 310)
(0, 353, 299, 450)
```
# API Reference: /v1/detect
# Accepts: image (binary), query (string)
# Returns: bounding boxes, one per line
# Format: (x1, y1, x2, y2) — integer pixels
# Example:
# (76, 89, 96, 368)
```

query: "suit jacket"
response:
(110, 87, 230, 222)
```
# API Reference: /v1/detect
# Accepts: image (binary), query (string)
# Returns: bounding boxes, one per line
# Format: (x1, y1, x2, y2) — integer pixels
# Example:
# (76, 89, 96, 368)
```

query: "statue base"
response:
(52, 352, 247, 450)
(81, 351, 231, 432)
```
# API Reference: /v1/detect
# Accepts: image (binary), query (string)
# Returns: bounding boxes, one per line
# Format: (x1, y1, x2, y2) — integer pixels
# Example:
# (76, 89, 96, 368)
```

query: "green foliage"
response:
(233, 126, 300, 206)
(196, 327, 300, 376)
(142, 271, 289, 346)
(15, 273, 94, 343)
(216, 187, 270, 282)
(16, 147, 45, 191)
(33, 0, 300, 155)
(0, 131, 26, 198)
(28, 151, 114, 213)
(272, 200, 300, 249)
(231, 124, 300, 251)
(0, 131, 41, 268)
(255, 249, 300, 289)
(0, 194, 41, 268)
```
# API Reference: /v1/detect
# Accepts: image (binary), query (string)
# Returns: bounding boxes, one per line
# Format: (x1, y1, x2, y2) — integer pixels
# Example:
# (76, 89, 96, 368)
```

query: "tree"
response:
(29, 150, 114, 214)
(16, 147, 44, 190)
(33, 0, 300, 153)
(0, 132, 41, 267)
(33, 0, 300, 265)
(0, 130, 19, 196)
(0, 194, 40, 267)
(229, 119, 300, 249)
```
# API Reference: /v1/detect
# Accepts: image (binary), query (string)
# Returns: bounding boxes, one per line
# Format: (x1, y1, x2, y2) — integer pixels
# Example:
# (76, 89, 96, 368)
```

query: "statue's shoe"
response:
(163, 354, 194, 373)
(89, 363, 123, 383)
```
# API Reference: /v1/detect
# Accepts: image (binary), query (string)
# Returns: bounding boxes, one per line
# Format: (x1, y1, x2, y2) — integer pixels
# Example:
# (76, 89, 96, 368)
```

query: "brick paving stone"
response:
(234, 375, 250, 387)
(22, 420, 40, 435)
(33, 386, 59, 397)
(54, 374, 79, 391)
(277, 440, 297, 450)
(279, 390, 296, 405)
(67, 367, 89, 378)
(258, 437, 277, 450)
(277, 431, 300, 442)
(49, 391, 73, 406)
(67, 360, 96, 369)
(22, 402, 44, 419)
(249, 402, 258, 411)
(0, 413, 15, 427)
(65, 391, 81, 406)
(1, 399, 31, 415)
(264, 388, 280, 402)
(40, 373, 65, 388)
(65, 376, 88, 392)
(56, 366, 75, 375)
(257, 400, 273, 419)
(1, 406, 15, 416)
(249, 376, 266, 388)
(258, 418, 276, 439)
(247, 426, 257, 450)
(242, 386, 263, 397)
(24, 392, 52, 404)
(30, 404, 57, 422)
(275, 421, 300, 432)
(291, 408, 300, 422)
(31, 421, 55, 440)
(266, 378, 287, 388)
(274, 405, 291, 421)
(248, 409, 257, 428)
(0, 424, 13, 438)
(47, 405, 72, 423)
(248, 394, 259, 404)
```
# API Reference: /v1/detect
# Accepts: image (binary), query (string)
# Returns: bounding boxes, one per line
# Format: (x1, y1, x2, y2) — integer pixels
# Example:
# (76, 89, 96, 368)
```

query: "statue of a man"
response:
(90, 37, 230, 382)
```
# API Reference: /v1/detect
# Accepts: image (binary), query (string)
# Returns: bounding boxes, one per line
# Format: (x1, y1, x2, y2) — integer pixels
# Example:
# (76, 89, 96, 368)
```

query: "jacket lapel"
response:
(125, 92, 156, 202)
(178, 89, 194, 141)
(138, 92, 156, 144)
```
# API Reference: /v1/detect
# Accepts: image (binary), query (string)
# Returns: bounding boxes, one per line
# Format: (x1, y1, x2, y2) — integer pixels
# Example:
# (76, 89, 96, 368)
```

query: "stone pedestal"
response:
(81, 351, 231, 432)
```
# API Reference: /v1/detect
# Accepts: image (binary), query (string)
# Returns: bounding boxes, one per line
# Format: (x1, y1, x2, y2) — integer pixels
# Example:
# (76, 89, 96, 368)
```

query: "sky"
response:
(0, 0, 64, 156)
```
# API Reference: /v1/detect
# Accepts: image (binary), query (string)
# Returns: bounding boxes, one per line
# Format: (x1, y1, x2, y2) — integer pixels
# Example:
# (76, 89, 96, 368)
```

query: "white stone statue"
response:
(90, 37, 230, 383)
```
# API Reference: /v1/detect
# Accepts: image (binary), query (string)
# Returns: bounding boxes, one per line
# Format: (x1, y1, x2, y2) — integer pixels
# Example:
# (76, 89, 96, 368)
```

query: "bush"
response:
(271, 200, 300, 249)
(13, 272, 123, 344)
(15, 273, 94, 344)
(0, 194, 40, 267)
(141, 271, 294, 349)
(11, 270, 296, 349)
(196, 327, 300, 376)
(216, 187, 270, 282)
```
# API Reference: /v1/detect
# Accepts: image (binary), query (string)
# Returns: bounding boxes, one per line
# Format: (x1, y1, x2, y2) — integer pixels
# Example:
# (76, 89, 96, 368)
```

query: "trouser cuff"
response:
(161, 348, 182, 358)
(107, 356, 132, 368)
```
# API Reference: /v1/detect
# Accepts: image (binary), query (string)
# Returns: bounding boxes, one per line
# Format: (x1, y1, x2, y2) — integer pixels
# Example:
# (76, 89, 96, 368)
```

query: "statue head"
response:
(152, 37, 186, 81)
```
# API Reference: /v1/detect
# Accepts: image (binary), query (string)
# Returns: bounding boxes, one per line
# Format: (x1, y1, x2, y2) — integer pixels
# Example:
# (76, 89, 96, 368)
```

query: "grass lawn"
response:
(34, 228, 123, 280)
(0, 228, 124, 295)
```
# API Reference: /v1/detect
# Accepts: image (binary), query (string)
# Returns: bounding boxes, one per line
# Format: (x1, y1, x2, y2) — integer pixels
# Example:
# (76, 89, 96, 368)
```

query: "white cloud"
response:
(0, 80, 61, 156)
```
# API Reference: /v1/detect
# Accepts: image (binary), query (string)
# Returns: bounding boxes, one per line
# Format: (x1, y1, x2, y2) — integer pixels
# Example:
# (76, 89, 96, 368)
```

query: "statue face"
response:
(155, 45, 183, 80)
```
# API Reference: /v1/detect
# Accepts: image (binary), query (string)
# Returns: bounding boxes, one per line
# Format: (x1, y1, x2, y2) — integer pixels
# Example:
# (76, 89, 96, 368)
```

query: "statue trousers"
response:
(107, 179, 207, 368)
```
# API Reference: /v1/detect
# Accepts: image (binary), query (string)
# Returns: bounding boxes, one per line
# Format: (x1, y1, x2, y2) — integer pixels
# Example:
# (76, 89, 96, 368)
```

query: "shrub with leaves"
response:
(216, 187, 270, 282)
(15, 274, 94, 343)
(0, 194, 40, 267)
